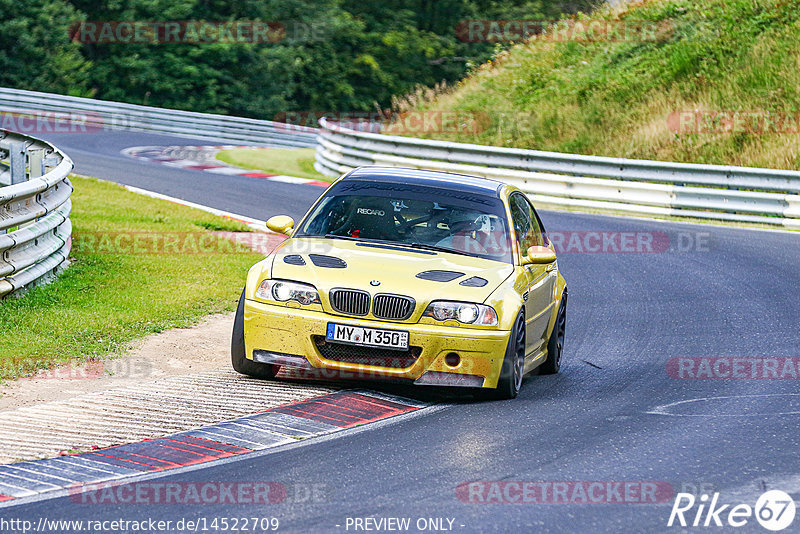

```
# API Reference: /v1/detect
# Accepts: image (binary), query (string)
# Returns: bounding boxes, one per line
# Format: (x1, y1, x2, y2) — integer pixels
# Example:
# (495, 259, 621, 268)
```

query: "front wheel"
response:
(491, 310, 526, 399)
(540, 291, 567, 375)
(231, 289, 279, 379)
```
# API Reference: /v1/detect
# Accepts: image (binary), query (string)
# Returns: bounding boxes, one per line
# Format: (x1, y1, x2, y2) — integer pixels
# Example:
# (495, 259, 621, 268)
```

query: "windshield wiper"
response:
(408, 242, 473, 257)
(321, 234, 395, 245)
(322, 234, 359, 241)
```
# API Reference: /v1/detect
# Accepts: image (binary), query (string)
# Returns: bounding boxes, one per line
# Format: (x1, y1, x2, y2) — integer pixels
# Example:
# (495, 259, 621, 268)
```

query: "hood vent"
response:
(460, 276, 488, 287)
(283, 255, 306, 266)
(416, 270, 464, 282)
(309, 254, 347, 269)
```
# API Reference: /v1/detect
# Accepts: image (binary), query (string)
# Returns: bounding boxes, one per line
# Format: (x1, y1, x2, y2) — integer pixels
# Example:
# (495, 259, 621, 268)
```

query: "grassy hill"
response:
(402, 0, 800, 170)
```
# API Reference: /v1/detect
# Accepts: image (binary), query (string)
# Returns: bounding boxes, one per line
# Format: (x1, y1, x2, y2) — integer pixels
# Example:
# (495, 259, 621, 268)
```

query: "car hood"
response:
(269, 237, 514, 304)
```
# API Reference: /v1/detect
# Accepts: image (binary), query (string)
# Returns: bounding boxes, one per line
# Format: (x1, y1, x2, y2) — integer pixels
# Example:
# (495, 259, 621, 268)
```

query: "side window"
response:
(510, 193, 539, 253)
(524, 198, 545, 247)
(532, 207, 548, 246)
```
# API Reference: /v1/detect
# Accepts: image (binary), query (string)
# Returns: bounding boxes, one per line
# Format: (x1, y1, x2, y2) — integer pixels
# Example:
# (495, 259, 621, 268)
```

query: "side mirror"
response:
(522, 245, 556, 265)
(266, 215, 295, 236)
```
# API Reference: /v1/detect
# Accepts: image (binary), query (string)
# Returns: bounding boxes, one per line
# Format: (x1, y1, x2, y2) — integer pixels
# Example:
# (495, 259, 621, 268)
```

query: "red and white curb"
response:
(121, 145, 329, 187)
(0, 391, 426, 504)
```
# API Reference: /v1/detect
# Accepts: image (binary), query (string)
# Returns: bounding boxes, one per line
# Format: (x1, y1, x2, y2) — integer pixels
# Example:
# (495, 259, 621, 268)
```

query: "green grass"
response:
(402, 0, 800, 171)
(216, 147, 332, 181)
(0, 176, 263, 381)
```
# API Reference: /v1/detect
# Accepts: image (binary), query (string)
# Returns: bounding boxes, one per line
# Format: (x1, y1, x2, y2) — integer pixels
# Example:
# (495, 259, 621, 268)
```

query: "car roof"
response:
(342, 166, 505, 198)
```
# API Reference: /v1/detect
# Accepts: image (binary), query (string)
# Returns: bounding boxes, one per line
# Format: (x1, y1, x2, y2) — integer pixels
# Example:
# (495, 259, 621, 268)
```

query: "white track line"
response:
(80, 175, 273, 233)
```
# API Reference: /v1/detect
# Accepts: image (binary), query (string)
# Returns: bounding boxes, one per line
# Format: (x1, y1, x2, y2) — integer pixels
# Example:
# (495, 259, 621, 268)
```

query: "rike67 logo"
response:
(668, 490, 796, 531)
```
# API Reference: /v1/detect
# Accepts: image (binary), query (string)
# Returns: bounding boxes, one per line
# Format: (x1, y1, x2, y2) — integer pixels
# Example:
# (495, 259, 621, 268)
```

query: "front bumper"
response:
(243, 299, 511, 388)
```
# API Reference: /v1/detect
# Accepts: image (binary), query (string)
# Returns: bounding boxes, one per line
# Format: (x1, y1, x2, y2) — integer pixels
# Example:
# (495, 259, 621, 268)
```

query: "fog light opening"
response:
(444, 352, 461, 368)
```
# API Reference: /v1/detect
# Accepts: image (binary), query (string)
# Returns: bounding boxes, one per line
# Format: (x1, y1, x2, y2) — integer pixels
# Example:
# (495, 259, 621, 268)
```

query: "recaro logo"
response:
(357, 208, 385, 216)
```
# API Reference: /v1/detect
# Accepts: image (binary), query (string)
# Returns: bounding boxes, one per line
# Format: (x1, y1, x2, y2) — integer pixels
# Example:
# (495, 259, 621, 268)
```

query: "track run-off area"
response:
(1, 130, 799, 533)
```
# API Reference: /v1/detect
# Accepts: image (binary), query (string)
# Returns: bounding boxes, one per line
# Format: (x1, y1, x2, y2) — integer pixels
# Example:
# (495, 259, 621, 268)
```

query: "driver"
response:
(435, 209, 487, 254)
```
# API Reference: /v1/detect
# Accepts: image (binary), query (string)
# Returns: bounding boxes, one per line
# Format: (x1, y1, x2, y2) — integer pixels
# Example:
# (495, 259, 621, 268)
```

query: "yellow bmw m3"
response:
(232, 166, 567, 399)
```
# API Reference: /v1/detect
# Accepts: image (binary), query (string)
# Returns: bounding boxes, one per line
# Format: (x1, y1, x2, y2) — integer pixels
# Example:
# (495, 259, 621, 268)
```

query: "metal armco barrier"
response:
(0, 87, 318, 148)
(0, 130, 73, 298)
(315, 118, 800, 228)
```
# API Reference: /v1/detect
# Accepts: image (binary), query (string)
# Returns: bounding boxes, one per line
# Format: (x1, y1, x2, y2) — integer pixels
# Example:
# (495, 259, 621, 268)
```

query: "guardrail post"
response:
(9, 141, 26, 184)
(28, 148, 44, 179)
(43, 155, 59, 174)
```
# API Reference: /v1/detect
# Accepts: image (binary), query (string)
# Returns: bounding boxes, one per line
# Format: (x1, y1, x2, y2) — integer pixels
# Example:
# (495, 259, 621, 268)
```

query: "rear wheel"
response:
(540, 292, 567, 375)
(231, 289, 279, 379)
(491, 311, 526, 399)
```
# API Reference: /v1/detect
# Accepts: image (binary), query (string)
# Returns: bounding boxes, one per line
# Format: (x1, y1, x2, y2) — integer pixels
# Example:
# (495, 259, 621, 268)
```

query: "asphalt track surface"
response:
(3, 131, 800, 533)
(40, 130, 323, 221)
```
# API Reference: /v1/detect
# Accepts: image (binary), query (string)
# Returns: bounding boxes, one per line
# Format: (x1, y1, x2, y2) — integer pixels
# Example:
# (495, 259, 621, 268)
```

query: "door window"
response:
(510, 193, 543, 253)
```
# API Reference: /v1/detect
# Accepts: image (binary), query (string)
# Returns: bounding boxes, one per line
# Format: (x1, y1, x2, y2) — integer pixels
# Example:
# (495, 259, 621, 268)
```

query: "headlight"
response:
(256, 280, 320, 305)
(423, 301, 498, 326)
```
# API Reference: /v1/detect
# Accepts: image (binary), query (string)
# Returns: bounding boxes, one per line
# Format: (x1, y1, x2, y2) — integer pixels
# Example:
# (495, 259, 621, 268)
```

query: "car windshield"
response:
(296, 180, 513, 263)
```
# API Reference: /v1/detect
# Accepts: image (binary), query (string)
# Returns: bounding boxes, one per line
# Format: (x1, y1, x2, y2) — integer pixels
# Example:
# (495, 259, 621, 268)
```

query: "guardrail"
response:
(0, 87, 318, 148)
(315, 118, 800, 228)
(0, 130, 73, 298)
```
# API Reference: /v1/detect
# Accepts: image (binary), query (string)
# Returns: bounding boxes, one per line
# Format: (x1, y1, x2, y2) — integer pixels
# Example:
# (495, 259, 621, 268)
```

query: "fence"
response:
(315, 118, 800, 228)
(0, 130, 73, 298)
(0, 87, 318, 148)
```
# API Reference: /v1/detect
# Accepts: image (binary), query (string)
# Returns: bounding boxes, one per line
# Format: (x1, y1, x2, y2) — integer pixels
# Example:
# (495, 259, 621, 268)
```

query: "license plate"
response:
(326, 323, 409, 351)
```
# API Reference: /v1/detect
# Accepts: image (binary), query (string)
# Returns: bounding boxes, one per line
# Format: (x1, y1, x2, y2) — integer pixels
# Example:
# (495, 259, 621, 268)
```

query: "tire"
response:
(491, 310, 526, 399)
(540, 291, 567, 375)
(231, 289, 279, 379)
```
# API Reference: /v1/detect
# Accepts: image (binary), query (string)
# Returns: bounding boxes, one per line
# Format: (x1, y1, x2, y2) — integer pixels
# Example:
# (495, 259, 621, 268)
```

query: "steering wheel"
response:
(395, 213, 435, 233)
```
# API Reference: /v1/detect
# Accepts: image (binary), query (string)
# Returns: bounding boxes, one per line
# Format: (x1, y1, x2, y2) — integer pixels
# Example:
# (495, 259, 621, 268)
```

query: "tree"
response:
(0, 0, 91, 95)
(0, 0, 595, 119)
